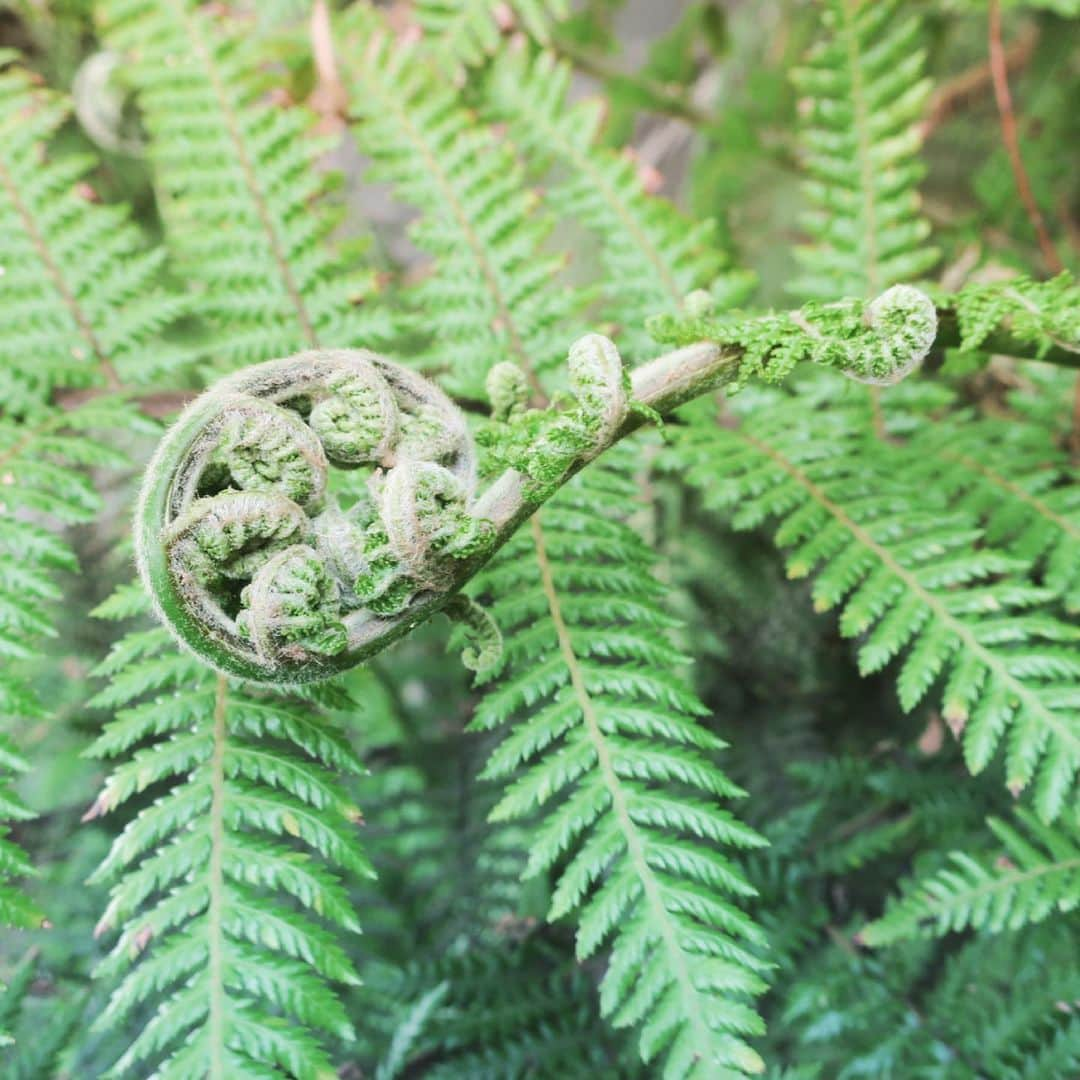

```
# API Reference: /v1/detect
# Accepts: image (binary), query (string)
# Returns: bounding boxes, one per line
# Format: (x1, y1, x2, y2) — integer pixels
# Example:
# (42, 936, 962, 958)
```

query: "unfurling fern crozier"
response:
(136, 350, 494, 682)
(138, 300, 936, 684)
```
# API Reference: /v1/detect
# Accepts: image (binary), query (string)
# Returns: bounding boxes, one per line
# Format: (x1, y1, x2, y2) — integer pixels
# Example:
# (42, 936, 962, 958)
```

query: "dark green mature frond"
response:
(772, 922, 1080, 1078)
(0, 53, 183, 410)
(907, 417, 1080, 613)
(861, 809, 1080, 945)
(473, 463, 770, 1079)
(370, 940, 638, 1079)
(87, 590, 373, 1078)
(0, 398, 136, 931)
(669, 394, 1080, 822)
(344, 11, 578, 399)
(486, 48, 731, 359)
(791, 0, 938, 300)
(97, 0, 390, 373)
(415, 0, 568, 76)
(0, 949, 86, 1076)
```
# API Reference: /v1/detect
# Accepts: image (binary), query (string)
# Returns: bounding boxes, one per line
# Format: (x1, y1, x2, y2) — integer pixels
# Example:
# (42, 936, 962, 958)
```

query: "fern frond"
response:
(860, 809, 1080, 945)
(473, 463, 770, 1079)
(791, 0, 938, 299)
(669, 395, 1080, 821)
(0, 54, 183, 408)
(371, 940, 636, 1079)
(945, 271, 1080, 363)
(344, 12, 577, 398)
(907, 417, 1080, 613)
(415, 0, 568, 76)
(0, 398, 138, 930)
(97, 0, 390, 372)
(87, 589, 374, 1078)
(485, 48, 730, 358)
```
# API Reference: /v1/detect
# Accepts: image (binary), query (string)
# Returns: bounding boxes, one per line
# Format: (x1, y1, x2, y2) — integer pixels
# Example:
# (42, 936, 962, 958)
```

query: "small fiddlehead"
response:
(137, 350, 492, 682)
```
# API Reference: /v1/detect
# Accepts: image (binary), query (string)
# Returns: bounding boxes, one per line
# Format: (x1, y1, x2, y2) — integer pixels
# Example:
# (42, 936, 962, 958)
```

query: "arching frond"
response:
(87, 590, 373, 1078)
(0, 54, 184, 409)
(0, 398, 137, 931)
(669, 394, 1080, 821)
(486, 48, 731, 359)
(415, 0, 568, 76)
(791, 0, 938, 300)
(344, 11, 577, 398)
(98, 0, 390, 372)
(907, 417, 1080, 613)
(861, 809, 1080, 944)
(473, 464, 770, 1079)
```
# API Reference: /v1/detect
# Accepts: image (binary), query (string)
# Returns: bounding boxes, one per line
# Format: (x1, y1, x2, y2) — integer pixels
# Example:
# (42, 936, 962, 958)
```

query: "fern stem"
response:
(207, 673, 229, 1078)
(529, 514, 728, 1064)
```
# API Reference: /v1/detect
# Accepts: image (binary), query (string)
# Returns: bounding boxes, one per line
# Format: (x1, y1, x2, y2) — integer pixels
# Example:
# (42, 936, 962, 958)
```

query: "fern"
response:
(668, 392, 1080, 822)
(0, 53, 183, 409)
(943, 271, 1080, 366)
(0, 948, 86, 1076)
(370, 940, 636, 1079)
(0, 397, 140, 933)
(344, 10, 577, 398)
(86, 586, 373, 1077)
(0, 740, 36, 932)
(415, 0, 568, 75)
(771, 922, 1080, 1078)
(97, 0, 390, 373)
(486, 47, 732, 359)
(906, 417, 1080, 613)
(860, 809, 1080, 945)
(473, 461, 770, 1078)
(790, 0, 939, 300)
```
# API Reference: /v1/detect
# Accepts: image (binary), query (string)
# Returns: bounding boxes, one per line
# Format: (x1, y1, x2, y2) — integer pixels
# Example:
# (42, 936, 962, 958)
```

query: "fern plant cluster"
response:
(0, 1, 1078, 1077)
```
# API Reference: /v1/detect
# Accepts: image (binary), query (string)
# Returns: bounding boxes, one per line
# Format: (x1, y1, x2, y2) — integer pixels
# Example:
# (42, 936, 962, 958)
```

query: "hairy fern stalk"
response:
(1, 1, 1079, 1077)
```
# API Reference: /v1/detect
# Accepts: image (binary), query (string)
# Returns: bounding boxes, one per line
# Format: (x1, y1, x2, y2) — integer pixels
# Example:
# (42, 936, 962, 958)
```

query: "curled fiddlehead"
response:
(137, 350, 493, 682)
(139, 291, 934, 684)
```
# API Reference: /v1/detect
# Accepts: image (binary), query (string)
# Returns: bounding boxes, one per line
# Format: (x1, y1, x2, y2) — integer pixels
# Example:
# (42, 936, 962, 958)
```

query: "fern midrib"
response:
(529, 513, 715, 1056)
(740, 429, 1080, 766)
(207, 673, 229, 1078)
(0, 152, 120, 389)
(170, 0, 319, 348)
(938, 449, 1080, 540)
(352, 63, 542, 395)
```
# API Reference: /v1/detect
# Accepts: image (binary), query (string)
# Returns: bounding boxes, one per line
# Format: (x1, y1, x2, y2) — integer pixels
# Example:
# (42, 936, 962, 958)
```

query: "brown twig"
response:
(987, 1, 1063, 275)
